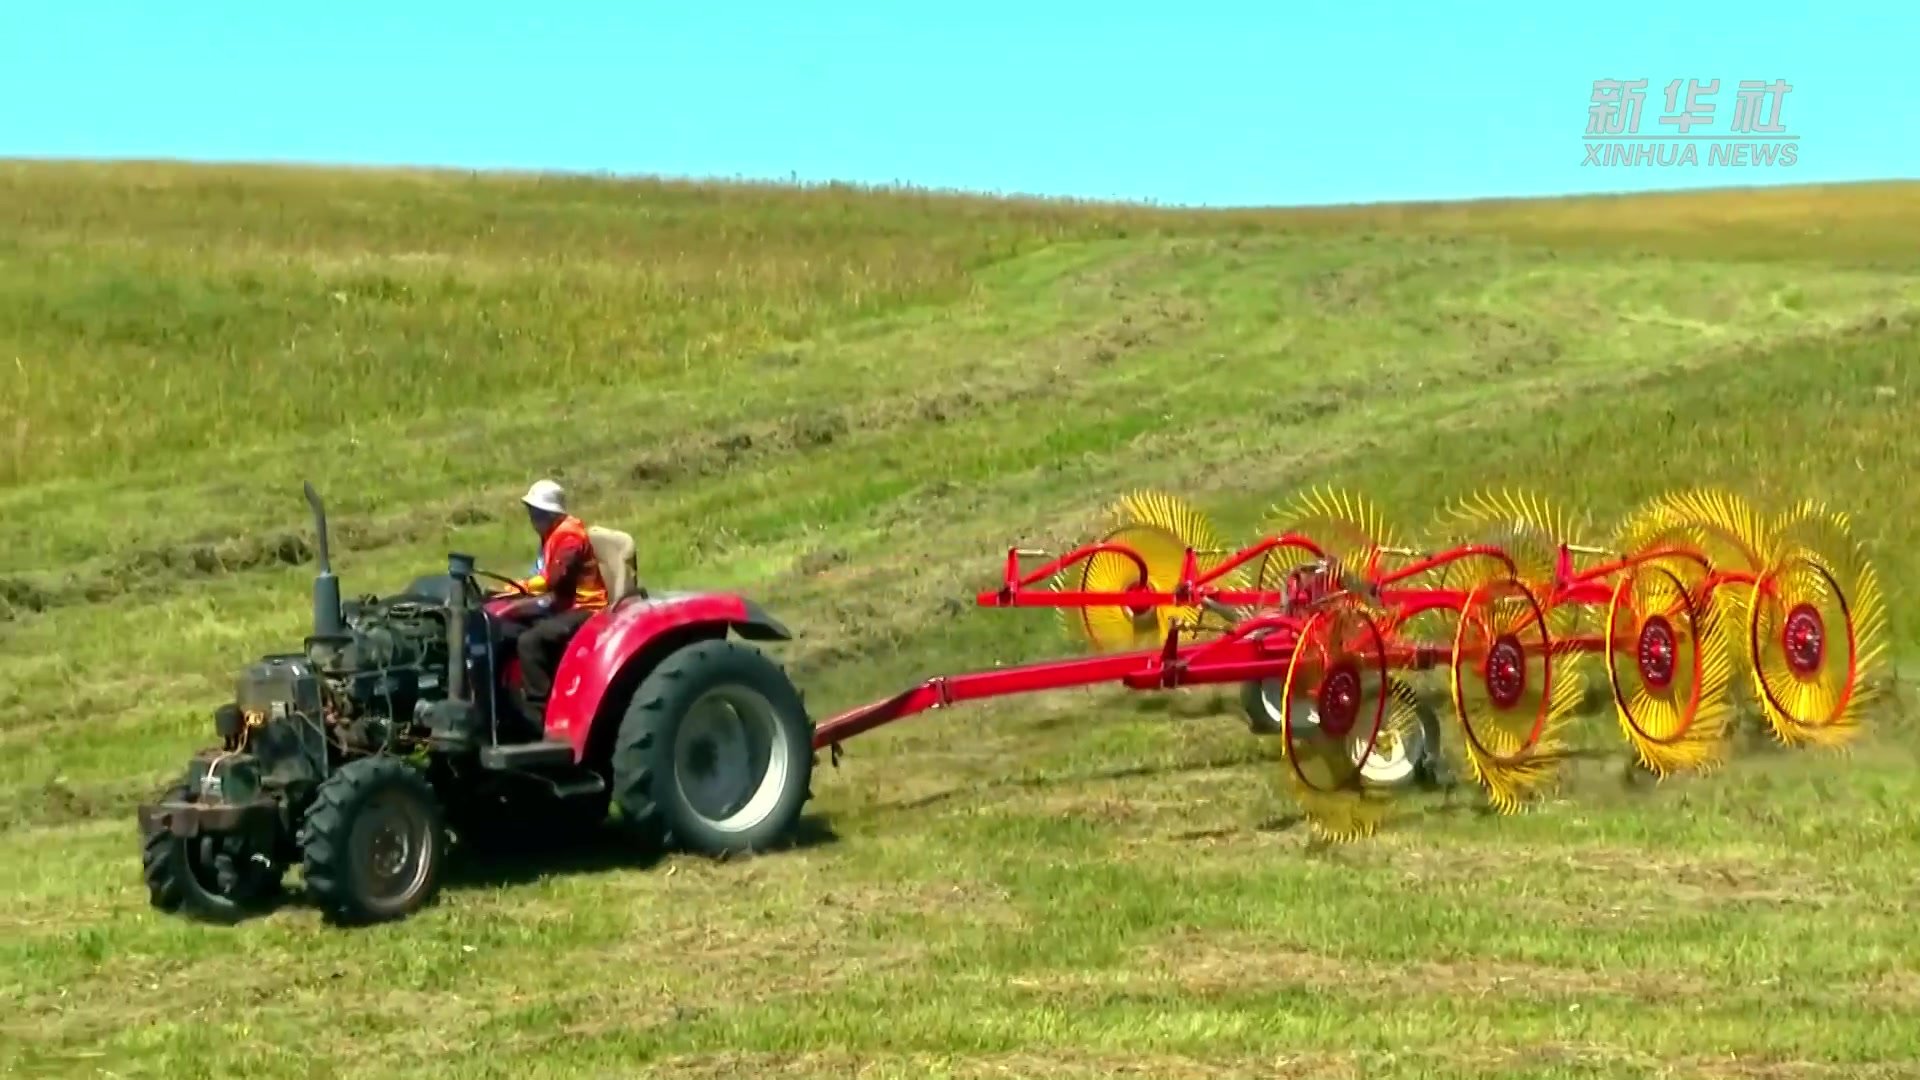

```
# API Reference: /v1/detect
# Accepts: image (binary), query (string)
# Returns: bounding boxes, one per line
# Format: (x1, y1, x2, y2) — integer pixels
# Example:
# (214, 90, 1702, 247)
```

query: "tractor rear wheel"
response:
(297, 757, 448, 925)
(610, 639, 814, 856)
(140, 782, 285, 923)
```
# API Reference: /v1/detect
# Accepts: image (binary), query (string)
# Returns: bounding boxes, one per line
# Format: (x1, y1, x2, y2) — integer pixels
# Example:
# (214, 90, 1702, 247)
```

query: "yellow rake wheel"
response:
(1614, 488, 1781, 661)
(1447, 576, 1586, 813)
(1617, 488, 1779, 575)
(1743, 500, 1887, 749)
(1604, 556, 1737, 777)
(1432, 489, 1599, 642)
(1275, 600, 1409, 840)
(1255, 487, 1408, 621)
(1058, 490, 1238, 652)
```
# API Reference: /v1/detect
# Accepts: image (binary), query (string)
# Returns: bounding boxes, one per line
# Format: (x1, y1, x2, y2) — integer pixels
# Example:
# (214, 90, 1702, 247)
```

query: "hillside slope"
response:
(2, 164, 1917, 1079)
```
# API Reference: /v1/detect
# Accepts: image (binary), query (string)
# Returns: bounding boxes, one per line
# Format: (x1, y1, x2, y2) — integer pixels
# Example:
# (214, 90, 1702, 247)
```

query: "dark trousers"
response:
(515, 608, 594, 711)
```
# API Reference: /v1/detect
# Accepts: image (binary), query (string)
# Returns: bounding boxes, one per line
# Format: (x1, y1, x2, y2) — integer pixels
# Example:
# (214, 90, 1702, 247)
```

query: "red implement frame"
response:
(812, 536, 1516, 753)
(810, 531, 1763, 757)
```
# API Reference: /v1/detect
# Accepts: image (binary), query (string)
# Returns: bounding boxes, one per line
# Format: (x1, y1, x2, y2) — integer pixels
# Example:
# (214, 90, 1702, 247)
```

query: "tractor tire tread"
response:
(139, 783, 192, 913)
(297, 756, 448, 926)
(139, 780, 283, 923)
(609, 637, 815, 857)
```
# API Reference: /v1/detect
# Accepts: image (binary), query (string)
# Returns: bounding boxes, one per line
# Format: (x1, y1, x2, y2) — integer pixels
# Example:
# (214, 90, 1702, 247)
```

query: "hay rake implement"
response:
(812, 486, 1888, 841)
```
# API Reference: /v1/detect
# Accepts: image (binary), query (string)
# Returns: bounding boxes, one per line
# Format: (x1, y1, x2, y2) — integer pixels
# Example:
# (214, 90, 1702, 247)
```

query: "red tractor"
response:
(137, 484, 816, 925)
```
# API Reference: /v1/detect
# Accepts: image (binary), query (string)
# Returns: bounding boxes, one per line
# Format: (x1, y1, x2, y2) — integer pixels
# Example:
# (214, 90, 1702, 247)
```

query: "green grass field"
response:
(3, 161, 1918, 1079)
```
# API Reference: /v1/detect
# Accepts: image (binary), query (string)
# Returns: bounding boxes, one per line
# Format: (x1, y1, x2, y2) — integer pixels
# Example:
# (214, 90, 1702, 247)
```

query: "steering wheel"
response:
(471, 569, 529, 597)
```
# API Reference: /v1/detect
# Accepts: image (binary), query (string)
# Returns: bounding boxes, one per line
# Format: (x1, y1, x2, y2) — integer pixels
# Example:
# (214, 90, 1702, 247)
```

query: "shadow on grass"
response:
(181, 812, 844, 928)
(441, 811, 843, 894)
(874, 750, 1265, 816)
(1169, 812, 1306, 842)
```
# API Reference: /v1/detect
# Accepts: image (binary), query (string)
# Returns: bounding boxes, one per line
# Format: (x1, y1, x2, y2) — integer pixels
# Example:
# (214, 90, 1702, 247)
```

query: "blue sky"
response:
(3, 1, 1913, 207)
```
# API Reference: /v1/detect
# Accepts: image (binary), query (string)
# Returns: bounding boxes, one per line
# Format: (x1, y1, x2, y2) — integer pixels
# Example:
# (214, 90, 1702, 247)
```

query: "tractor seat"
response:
(587, 525, 643, 604)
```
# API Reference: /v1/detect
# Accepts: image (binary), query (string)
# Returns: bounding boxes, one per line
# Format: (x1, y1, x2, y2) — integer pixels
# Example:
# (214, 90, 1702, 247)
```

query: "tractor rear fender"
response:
(542, 592, 793, 765)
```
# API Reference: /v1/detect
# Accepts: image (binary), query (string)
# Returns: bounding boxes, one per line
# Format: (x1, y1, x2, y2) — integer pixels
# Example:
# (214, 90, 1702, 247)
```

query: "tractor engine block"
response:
(318, 597, 456, 749)
(227, 593, 461, 786)
(333, 600, 451, 711)
(230, 654, 331, 790)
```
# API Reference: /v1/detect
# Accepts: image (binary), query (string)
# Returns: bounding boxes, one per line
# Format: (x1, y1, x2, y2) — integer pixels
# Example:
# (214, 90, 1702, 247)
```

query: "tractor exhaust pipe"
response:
(445, 552, 474, 703)
(302, 482, 345, 640)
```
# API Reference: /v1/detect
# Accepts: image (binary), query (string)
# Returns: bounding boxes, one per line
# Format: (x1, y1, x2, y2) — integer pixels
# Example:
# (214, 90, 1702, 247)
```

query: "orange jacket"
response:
(519, 515, 609, 612)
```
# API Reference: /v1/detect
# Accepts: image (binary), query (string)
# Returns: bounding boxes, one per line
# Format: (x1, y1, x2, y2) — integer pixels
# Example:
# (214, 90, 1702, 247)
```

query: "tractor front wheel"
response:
(297, 757, 449, 925)
(611, 639, 815, 856)
(140, 783, 285, 923)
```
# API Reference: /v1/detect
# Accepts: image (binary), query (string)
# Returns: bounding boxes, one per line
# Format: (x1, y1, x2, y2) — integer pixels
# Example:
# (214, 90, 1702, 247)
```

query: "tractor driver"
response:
(493, 479, 610, 727)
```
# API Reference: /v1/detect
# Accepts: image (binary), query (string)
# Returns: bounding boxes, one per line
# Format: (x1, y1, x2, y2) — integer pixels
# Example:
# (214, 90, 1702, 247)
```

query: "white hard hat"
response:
(521, 479, 566, 515)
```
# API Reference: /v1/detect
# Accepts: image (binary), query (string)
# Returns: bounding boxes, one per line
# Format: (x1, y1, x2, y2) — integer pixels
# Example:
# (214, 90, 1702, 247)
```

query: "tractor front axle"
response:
(137, 796, 280, 840)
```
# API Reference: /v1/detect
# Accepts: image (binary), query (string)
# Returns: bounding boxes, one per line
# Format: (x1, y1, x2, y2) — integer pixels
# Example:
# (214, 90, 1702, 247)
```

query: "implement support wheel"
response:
(611, 639, 816, 856)
(1241, 678, 1442, 789)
